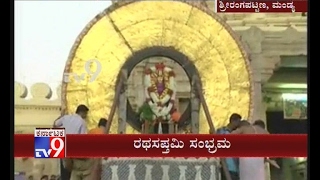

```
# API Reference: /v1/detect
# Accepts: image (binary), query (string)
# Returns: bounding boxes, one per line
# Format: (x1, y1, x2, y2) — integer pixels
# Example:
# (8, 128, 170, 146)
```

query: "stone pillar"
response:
(250, 54, 277, 122)
(251, 75, 270, 180)
(250, 56, 265, 123)
(252, 78, 263, 121)
(238, 27, 264, 121)
(250, 56, 271, 180)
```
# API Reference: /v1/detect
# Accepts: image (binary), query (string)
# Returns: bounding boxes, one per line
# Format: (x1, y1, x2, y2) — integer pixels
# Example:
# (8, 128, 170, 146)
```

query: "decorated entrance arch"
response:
(61, 1, 253, 134)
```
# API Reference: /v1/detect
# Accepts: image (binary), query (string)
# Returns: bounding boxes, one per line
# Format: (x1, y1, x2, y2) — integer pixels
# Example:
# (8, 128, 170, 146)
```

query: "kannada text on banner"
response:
(14, 134, 307, 158)
(34, 128, 66, 158)
(216, 0, 308, 13)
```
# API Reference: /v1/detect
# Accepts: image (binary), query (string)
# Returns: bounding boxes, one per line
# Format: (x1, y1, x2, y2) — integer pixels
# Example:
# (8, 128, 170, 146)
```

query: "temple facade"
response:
(14, 4, 307, 180)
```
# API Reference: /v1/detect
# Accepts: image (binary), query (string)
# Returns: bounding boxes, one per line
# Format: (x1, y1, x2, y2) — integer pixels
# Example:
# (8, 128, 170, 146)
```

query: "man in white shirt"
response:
(54, 104, 89, 180)
(54, 105, 88, 134)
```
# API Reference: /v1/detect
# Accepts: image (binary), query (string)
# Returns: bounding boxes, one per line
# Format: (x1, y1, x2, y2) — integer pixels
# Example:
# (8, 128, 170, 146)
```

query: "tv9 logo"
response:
(34, 129, 66, 158)
(63, 59, 101, 83)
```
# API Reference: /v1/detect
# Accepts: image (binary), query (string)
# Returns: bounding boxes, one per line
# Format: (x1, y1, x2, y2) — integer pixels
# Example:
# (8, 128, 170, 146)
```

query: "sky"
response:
(14, 1, 112, 98)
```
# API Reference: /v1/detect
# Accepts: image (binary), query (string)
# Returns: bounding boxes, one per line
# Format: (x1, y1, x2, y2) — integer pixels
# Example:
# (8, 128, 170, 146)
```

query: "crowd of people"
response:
(27, 175, 60, 180)
(54, 105, 279, 180)
(217, 113, 280, 180)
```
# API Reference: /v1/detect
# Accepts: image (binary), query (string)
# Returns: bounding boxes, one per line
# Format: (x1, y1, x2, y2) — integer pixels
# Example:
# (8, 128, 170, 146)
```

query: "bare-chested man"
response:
(231, 120, 279, 180)
(253, 119, 266, 129)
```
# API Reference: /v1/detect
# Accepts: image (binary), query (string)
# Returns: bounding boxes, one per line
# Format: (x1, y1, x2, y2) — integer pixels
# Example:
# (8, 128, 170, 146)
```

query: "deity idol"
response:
(139, 62, 177, 133)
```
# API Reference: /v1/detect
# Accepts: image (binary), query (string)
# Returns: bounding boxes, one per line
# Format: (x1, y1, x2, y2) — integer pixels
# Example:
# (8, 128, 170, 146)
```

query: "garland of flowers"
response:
(143, 63, 176, 120)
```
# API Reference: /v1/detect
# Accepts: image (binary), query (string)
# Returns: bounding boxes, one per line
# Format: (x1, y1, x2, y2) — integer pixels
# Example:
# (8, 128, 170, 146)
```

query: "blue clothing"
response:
(217, 127, 239, 173)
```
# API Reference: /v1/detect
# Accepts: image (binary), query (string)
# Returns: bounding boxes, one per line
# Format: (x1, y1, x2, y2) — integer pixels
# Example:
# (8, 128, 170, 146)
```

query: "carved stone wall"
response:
(227, 16, 306, 127)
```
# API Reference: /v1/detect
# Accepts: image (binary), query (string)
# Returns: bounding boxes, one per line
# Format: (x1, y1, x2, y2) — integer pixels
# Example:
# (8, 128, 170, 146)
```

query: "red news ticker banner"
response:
(217, 0, 307, 13)
(14, 134, 307, 158)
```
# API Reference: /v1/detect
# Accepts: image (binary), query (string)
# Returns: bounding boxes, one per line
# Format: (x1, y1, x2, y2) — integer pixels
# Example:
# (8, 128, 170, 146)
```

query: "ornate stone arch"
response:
(61, 0, 254, 133)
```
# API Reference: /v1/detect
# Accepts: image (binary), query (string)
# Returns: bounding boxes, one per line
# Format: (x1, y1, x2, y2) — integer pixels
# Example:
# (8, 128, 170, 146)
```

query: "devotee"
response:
(88, 118, 108, 180)
(231, 120, 280, 180)
(238, 120, 250, 127)
(53, 104, 89, 180)
(53, 104, 89, 133)
(50, 175, 57, 180)
(68, 158, 95, 180)
(253, 119, 266, 129)
(251, 120, 280, 168)
(40, 175, 49, 180)
(69, 118, 108, 180)
(88, 118, 107, 134)
(216, 113, 242, 180)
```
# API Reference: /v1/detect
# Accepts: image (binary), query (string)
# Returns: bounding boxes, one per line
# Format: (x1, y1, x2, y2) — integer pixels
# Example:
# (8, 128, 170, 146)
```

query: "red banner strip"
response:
(14, 134, 307, 158)
(217, 1, 307, 13)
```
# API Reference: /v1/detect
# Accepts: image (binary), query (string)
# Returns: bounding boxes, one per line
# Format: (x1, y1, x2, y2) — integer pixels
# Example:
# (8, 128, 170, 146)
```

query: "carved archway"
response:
(61, 1, 253, 133)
